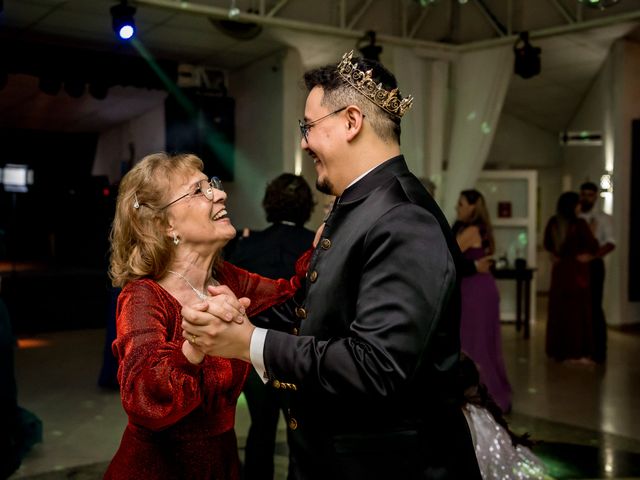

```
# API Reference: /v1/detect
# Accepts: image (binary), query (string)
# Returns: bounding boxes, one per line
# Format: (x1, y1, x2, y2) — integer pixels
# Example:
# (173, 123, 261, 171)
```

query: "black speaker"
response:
(165, 90, 235, 180)
(630, 119, 640, 301)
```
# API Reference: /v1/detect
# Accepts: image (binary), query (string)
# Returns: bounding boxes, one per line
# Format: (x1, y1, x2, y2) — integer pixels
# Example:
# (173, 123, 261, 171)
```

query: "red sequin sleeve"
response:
(112, 280, 204, 431)
(219, 247, 313, 316)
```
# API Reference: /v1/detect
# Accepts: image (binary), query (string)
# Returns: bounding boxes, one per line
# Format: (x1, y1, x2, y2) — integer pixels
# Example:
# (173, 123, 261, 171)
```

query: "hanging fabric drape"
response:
(442, 46, 512, 221)
(391, 47, 428, 178)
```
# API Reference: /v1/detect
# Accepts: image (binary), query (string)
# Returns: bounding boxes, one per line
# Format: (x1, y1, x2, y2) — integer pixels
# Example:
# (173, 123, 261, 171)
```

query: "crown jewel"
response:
(336, 51, 413, 119)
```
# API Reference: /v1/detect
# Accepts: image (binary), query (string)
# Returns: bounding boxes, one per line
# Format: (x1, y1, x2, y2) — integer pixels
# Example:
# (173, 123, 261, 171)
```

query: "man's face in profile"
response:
(580, 189, 598, 212)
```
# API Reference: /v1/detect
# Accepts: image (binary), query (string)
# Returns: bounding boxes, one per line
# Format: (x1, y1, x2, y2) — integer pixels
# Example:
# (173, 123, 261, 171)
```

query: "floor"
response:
(7, 296, 640, 480)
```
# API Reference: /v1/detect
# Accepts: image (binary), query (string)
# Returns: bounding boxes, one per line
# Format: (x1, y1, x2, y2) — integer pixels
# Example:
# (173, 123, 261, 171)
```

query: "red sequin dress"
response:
(104, 258, 307, 480)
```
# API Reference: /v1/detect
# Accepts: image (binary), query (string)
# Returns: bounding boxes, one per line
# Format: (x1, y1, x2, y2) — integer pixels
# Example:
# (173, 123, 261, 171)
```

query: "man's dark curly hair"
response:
(580, 181, 598, 192)
(263, 173, 315, 226)
(457, 353, 533, 448)
(303, 56, 402, 144)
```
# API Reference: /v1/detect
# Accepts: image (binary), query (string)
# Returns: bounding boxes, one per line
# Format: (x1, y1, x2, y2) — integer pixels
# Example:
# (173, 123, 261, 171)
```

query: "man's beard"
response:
(316, 177, 335, 195)
(580, 200, 594, 212)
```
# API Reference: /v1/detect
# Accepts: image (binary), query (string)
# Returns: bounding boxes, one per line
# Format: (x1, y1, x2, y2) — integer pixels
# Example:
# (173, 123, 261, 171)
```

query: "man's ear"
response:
(344, 106, 364, 141)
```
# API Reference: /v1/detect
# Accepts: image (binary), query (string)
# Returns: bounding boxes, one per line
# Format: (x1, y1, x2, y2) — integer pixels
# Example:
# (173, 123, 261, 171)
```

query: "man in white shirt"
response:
(579, 181, 615, 363)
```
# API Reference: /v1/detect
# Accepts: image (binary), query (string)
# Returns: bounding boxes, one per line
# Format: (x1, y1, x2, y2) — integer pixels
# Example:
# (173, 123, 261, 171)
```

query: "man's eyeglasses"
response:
(161, 176, 223, 210)
(298, 106, 347, 142)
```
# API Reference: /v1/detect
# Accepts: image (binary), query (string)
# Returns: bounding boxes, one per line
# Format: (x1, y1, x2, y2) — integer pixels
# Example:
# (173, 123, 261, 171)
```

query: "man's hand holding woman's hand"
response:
(181, 285, 254, 363)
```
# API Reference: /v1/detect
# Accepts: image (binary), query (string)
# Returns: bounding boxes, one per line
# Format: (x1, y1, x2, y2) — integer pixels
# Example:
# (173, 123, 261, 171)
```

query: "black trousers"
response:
(590, 258, 607, 363)
(0, 298, 21, 479)
(286, 407, 482, 480)
(243, 369, 286, 480)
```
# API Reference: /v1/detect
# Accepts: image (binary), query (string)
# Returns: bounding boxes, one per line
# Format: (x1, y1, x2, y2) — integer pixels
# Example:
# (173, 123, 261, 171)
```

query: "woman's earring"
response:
(173, 233, 180, 245)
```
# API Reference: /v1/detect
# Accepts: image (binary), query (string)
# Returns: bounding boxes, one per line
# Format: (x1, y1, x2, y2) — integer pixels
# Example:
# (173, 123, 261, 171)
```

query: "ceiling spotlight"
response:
(513, 32, 541, 79)
(578, 0, 620, 9)
(111, 1, 137, 40)
(357, 30, 382, 62)
(415, 0, 467, 4)
(228, 0, 240, 19)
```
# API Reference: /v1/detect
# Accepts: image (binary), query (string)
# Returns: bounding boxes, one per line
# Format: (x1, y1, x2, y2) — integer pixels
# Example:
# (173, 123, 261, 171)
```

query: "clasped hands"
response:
(180, 224, 324, 364)
(180, 285, 254, 364)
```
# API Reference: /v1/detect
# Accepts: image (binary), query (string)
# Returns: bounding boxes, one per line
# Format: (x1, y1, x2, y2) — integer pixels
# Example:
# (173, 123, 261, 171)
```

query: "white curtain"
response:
(391, 47, 428, 178)
(442, 46, 512, 221)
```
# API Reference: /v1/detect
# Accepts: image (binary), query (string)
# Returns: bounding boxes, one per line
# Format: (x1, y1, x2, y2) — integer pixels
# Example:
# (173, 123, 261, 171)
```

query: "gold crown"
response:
(336, 51, 413, 119)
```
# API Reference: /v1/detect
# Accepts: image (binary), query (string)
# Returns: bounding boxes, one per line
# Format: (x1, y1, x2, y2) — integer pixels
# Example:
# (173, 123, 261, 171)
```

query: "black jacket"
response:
(254, 156, 481, 479)
(226, 223, 315, 279)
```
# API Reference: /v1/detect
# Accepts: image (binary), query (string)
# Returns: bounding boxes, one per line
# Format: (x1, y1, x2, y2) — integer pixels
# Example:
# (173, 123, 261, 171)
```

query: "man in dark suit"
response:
(183, 51, 481, 479)
(226, 173, 315, 480)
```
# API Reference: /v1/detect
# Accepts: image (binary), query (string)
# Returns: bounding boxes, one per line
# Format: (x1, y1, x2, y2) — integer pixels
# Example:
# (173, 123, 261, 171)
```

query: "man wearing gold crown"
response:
(182, 51, 481, 479)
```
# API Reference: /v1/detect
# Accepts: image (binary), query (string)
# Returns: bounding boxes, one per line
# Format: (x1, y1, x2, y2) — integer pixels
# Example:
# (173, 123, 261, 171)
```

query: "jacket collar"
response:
(338, 155, 408, 205)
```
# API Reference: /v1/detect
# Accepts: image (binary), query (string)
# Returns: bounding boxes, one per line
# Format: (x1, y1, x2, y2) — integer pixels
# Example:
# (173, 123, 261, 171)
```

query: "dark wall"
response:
(165, 90, 235, 181)
(0, 38, 177, 94)
(630, 119, 640, 302)
(0, 128, 113, 268)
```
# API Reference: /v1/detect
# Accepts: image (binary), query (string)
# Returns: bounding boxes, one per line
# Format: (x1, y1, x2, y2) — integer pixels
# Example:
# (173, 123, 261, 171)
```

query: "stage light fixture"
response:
(228, 0, 240, 19)
(578, 0, 620, 10)
(513, 32, 541, 79)
(111, 1, 136, 40)
(415, 0, 468, 4)
(357, 31, 382, 62)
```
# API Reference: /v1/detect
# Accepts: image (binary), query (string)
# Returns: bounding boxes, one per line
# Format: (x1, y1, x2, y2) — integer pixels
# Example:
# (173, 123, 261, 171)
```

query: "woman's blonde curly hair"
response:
(109, 152, 204, 287)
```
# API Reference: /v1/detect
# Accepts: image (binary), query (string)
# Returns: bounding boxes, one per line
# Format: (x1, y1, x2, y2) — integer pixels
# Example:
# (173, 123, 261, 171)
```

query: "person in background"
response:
(420, 177, 492, 277)
(104, 152, 309, 480)
(227, 173, 315, 480)
(544, 191, 598, 364)
(453, 189, 512, 413)
(97, 287, 121, 390)
(0, 290, 42, 478)
(182, 51, 481, 479)
(579, 181, 615, 364)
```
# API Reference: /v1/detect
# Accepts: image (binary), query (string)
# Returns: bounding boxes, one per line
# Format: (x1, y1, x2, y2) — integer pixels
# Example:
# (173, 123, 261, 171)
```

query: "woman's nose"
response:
(213, 189, 227, 203)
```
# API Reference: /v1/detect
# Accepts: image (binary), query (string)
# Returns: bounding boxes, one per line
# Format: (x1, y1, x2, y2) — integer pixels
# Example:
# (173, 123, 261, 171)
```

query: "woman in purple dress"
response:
(453, 189, 512, 413)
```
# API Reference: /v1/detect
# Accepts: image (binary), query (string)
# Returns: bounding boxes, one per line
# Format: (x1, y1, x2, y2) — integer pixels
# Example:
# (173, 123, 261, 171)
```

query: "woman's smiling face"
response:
(164, 170, 236, 251)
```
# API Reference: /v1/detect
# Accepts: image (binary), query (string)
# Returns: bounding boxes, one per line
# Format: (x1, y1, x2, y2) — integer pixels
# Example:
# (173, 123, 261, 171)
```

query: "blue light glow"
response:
(118, 24, 134, 40)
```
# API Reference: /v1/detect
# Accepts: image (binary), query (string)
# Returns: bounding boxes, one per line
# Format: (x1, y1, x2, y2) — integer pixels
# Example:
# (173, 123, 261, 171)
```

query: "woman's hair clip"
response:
(133, 193, 140, 209)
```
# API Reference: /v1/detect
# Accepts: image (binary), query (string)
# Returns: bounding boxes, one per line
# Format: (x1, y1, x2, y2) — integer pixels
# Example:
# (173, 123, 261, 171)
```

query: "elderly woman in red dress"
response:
(104, 153, 309, 479)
